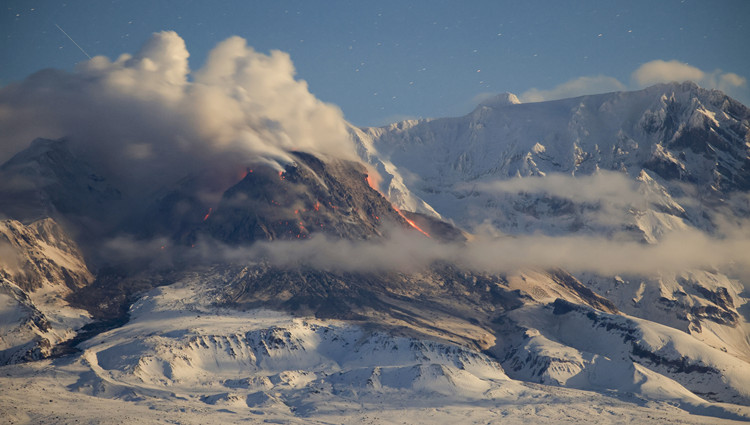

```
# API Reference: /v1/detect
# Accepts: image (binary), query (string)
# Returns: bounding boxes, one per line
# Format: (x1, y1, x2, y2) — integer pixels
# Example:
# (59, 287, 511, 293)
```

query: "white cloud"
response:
(632, 60, 747, 94)
(631, 60, 706, 87)
(464, 171, 656, 230)
(510, 60, 748, 107)
(718, 72, 747, 88)
(520, 76, 626, 103)
(180, 222, 750, 277)
(470, 171, 643, 206)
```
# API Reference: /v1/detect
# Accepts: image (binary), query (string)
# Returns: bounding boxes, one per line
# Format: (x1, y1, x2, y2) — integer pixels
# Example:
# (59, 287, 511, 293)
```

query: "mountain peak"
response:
(478, 92, 522, 108)
(1, 138, 70, 171)
(0, 137, 121, 226)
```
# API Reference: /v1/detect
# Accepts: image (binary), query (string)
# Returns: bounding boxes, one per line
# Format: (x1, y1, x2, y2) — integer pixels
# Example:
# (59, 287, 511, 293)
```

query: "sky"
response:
(1, 0, 749, 127)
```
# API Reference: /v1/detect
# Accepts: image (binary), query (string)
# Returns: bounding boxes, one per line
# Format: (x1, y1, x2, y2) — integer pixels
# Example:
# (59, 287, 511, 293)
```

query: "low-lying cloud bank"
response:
(520, 59, 747, 103)
(103, 219, 750, 280)
(0, 31, 357, 190)
(470, 171, 643, 206)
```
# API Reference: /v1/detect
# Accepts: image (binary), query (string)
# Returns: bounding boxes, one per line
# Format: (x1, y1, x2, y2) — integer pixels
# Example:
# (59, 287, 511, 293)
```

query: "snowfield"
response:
(2, 277, 749, 424)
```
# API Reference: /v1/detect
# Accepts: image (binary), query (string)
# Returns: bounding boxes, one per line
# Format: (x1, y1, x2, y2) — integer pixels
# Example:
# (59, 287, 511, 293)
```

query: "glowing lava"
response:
(363, 168, 430, 238)
(203, 207, 213, 221)
(238, 168, 253, 180)
(393, 206, 431, 238)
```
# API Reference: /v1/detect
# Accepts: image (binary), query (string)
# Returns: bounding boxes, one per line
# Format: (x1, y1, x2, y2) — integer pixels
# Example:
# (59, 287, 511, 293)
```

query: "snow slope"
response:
(3, 277, 749, 424)
(0, 218, 92, 364)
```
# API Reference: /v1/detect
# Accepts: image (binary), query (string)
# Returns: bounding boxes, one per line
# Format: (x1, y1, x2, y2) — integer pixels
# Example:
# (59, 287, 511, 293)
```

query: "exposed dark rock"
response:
(548, 270, 619, 314)
(205, 151, 413, 244)
(631, 343, 716, 374)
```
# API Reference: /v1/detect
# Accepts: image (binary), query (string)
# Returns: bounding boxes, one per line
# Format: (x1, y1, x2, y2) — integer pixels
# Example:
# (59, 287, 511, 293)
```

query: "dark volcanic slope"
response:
(204, 151, 413, 243)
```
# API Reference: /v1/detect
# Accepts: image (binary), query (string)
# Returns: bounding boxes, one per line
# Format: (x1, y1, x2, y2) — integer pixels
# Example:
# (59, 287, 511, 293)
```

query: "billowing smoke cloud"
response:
(0, 31, 356, 190)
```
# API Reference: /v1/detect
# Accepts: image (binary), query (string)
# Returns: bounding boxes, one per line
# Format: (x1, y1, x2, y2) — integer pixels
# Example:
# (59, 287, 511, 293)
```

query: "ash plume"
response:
(0, 31, 357, 194)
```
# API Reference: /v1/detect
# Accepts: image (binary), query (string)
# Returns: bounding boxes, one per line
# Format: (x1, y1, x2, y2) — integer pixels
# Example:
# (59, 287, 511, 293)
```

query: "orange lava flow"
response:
(203, 207, 213, 221)
(392, 206, 431, 238)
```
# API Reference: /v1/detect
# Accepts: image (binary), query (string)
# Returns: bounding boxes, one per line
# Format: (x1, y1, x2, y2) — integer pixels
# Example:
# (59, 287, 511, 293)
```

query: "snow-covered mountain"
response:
(353, 81, 749, 230)
(0, 138, 122, 233)
(354, 81, 750, 367)
(1, 82, 750, 424)
(0, 218, 92, 364)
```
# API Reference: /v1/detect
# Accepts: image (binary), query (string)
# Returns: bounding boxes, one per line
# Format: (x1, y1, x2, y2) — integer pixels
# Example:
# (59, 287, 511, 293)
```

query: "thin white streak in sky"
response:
(55, 24, 92, 60)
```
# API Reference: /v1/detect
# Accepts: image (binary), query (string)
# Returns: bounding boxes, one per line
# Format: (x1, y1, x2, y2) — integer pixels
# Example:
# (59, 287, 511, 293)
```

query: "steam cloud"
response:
(0, 31, 356, 190)
(109, 222, 750, 278)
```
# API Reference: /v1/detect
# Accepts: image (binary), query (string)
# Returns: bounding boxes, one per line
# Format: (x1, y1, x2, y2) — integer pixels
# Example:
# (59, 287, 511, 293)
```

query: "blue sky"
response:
(1, 0, 748, 126)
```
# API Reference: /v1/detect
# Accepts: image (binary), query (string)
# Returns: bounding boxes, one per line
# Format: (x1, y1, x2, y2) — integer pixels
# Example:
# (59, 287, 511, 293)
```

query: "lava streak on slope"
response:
(203, 207, 213, 221)
(393, 206, 431, 238)
(363, 170, 430, 238)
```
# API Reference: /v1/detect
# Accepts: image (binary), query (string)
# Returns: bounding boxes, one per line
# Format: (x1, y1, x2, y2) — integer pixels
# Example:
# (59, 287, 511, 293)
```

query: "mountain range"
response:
(1, 81, 749, 424)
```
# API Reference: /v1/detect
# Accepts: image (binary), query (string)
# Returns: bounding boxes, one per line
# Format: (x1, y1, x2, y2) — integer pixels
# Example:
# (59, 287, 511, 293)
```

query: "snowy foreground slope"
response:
(3, 277, 750, 425)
